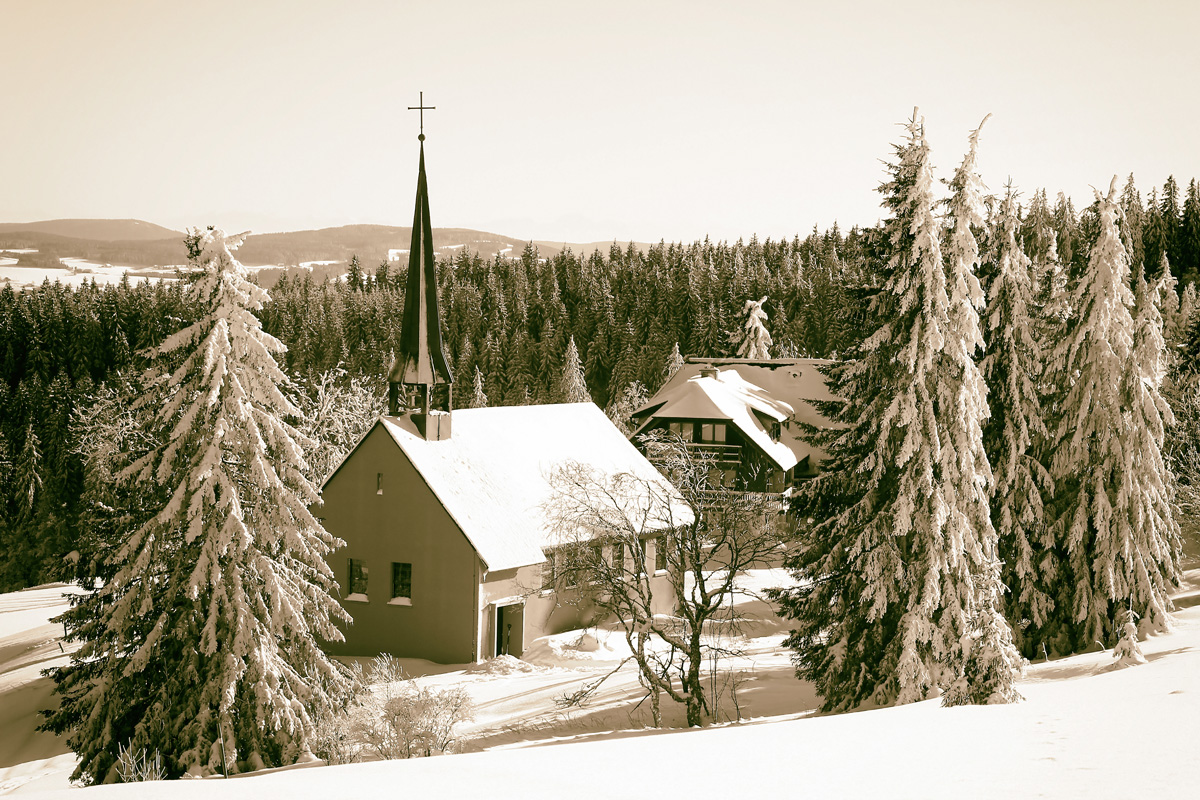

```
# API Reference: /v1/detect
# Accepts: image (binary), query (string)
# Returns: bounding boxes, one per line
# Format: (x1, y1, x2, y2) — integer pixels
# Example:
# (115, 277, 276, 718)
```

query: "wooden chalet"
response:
(630, 357, 838, 494)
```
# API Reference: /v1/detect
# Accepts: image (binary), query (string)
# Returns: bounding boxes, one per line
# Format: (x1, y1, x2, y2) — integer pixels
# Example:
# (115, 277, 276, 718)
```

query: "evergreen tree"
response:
(1161, 176, 1183, 277)
(44, 229, 351, 782)
(1041, 180, 1180, 655)
(1179, 283, 1198, 348)
(729, 296, 773, 358)
(607, 380, 647, 437)
(13, 423, 42, 522)
(1182, 179, 1200, 281)
(470, 365, 488, 409)
(664, 341, 685, 383)
(558, 336, 592, 404)
(775, 112, 981, 709)
(938, 120, 1021, 705)
(982, 187, 1053, 657)
(1119, 174, 1145, 275)
(1122, 269, 1181, 624)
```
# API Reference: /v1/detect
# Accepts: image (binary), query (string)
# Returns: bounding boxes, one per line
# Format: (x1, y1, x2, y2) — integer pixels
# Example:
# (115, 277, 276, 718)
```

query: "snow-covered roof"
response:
(375, 403, 688, 572)
(633, 358, 839, 471)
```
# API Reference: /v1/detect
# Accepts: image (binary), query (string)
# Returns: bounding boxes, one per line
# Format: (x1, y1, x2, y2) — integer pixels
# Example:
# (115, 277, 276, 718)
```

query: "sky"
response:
(2, 0, 1198, 244)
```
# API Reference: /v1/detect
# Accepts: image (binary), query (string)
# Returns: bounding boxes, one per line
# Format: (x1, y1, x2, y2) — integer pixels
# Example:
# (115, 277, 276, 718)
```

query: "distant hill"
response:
(235, 225, 551, 266)
(0, 219, 654, 287)
(0, 219, 183, 241)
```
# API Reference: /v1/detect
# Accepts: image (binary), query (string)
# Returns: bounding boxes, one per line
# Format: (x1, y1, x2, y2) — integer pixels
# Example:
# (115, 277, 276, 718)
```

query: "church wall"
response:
(478, 564, 588, 659)
(477, 539, 681, 658)
(319, 423, 479, 664)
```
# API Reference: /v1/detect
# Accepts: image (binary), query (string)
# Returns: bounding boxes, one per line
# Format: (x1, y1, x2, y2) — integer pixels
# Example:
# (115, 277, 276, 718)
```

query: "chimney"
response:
(699, 365, 719, 379)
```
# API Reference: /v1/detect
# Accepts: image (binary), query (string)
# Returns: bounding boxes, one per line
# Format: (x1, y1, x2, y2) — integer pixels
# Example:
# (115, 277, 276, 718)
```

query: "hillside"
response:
(4, 572, 1200, 797)
(0, 221, 654, 288)
(0, 220, 182, 242)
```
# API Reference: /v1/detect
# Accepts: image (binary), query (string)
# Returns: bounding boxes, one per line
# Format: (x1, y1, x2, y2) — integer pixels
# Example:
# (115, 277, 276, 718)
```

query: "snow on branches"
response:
(777, 111, 1019, 711)
(1042, 180, 1181, 655)
(729, 296, 773, 359)
(45, 228, 352, 782)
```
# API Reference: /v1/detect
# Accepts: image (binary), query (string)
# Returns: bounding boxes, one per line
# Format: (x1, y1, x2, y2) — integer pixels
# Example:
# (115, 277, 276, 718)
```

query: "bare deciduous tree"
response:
(545, 435, 790, 727)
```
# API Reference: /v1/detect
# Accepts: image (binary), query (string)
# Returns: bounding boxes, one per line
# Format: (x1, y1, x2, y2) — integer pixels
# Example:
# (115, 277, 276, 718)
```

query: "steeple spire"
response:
(389, 96, 453, 433)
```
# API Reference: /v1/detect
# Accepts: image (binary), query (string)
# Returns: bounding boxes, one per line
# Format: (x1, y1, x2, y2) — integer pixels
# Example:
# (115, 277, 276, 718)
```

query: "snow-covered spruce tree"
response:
(558, 336, 592, 403)
(607, 380, 647, 437)
(1121, 268, 1180, 624)
(43, 229, 351, 782)
(1041, 180, 1180, 655)
(1178, 283, 1198, 346)
(774, 112, 985, 709)
(728, 296, 772, 358)
(981, 187, 1055, 659)
(470, 366, 489, 408)
(664, 341, 685, 382)
(938, 120, 1022, 706)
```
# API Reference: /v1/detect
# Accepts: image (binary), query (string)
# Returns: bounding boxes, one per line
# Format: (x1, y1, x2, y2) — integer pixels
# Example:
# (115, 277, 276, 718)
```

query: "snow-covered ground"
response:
(0, 585, 84, 796)
(2, 571, 1199, 798)
(0, 259, 179, 291)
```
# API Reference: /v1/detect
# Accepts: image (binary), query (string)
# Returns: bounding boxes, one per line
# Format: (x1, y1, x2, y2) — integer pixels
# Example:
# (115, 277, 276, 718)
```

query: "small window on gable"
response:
(668, 421, 685, 439)
(700, 423, 726, 443)
(635, 538, 647, 575)
(377, 473, 383, 495)
(348, 558, 368, 598)
(612, 540, 625, 570)
(542, 552, 556, 590)
(391, 562, 412, 604)
(655, 535, 668, 572)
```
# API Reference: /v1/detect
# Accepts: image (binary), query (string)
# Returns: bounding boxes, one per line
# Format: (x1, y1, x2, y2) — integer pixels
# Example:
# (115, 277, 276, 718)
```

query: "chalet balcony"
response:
(680, 441, 743, 464)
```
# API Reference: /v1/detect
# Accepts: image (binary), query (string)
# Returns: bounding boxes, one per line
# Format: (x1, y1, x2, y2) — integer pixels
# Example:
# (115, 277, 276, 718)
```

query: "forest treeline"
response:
(1, 173, 1200, 592)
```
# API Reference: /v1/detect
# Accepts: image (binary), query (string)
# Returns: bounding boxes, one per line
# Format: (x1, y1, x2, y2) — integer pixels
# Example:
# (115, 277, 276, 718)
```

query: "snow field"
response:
(3, 571, 1200, 797)
(0, 584, 83, 796)
(0, 260, 179, 290)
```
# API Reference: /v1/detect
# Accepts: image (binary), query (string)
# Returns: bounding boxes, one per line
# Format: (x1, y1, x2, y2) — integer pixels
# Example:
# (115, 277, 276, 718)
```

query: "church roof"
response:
(633, 358, 839, 471)
(375, 403, 689, 572)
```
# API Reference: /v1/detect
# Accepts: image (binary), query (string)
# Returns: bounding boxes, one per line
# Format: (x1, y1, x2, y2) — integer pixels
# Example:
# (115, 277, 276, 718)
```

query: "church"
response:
(318, 120, 685, 664)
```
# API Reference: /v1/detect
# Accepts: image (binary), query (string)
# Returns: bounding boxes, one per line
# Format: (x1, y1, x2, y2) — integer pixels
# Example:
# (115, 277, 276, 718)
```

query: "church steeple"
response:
(388, 95, 453, 438)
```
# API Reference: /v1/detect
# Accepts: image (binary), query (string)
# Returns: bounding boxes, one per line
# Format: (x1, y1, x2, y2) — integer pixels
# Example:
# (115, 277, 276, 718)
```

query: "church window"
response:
(655, 534, 669, 572)
(348, 558, 368, 597)
(377, 473, 383, 495)
(391, 562, 412, 604)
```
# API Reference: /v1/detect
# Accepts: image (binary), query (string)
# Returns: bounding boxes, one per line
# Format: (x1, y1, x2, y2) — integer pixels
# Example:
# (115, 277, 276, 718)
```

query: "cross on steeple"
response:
(389, 93, 452, 436)
(407, 91, 436, 141)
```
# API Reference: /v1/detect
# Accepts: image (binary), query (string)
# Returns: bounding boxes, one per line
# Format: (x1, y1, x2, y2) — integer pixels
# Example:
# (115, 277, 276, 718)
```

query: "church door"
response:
(495, 603, 525, 658)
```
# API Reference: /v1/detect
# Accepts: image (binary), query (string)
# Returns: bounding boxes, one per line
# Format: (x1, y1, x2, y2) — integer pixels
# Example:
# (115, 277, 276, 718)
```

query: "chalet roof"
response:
(632, 358, 839, 471)
(374, 403, 688, 572)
